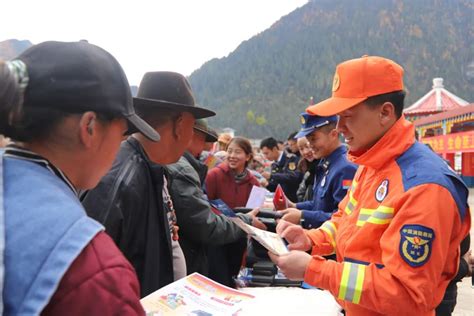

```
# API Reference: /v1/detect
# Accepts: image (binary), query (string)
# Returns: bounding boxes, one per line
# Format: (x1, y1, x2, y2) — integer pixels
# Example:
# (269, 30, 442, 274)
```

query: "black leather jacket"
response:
(165, 151, 248, 276)
(81, 137, 173, 297)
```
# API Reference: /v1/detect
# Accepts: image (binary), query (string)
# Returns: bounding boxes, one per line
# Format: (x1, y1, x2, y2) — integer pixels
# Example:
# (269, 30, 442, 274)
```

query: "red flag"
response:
(342, 179, 352, 190)
(273, 184, 288, 210)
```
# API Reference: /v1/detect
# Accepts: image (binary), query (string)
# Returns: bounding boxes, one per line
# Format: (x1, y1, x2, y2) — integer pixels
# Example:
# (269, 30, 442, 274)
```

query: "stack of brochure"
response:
(141, 273, 255, 315)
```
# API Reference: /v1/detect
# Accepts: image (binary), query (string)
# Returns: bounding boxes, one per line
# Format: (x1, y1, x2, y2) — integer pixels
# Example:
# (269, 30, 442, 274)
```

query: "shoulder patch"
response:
(399, 224, 435, 267)
(288, 162, 296, 171)
(375, 179, 389, 202)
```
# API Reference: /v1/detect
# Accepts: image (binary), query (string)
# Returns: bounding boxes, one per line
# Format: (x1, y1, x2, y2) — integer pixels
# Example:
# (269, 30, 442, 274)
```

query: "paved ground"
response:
(453, 188, 473, 316)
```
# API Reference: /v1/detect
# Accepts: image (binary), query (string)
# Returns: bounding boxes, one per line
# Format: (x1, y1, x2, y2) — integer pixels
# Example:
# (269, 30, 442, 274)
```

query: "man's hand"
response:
(280, 208, 302, 224)
(268, 251, 312, 281)
(252, 217, 267, 230)
(276, 220, 312, 251)
(262, 171, 271, 180)
(247, 208, 267, 230)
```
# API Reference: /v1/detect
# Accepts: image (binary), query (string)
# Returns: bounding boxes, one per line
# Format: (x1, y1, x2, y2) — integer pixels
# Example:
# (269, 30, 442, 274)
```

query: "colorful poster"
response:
(141, 273, 255, 315)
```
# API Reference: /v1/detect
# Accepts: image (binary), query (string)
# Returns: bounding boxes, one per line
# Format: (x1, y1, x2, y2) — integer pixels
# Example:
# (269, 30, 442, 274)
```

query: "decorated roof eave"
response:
(413, 104, 474, 127)
(404, 89, 433, 113)
(405, 109, 442, 115)
(404, 77, 469, 114)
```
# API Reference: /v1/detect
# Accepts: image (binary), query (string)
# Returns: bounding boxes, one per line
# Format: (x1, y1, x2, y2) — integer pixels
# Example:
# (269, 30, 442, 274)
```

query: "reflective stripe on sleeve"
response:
(338, 262, 366, 304)
(320, 221, 337, 248)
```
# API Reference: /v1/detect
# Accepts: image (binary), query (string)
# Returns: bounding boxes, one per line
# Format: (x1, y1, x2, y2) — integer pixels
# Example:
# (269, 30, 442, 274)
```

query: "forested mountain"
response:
(189, 0, 474, 139)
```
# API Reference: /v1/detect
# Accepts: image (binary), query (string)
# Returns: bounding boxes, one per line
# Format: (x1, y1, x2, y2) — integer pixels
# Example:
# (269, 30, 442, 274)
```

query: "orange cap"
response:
(306, 56, 404, 116)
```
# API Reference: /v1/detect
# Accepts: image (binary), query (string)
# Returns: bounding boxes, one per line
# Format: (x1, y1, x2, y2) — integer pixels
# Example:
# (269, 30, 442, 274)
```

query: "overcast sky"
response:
(2, 0, 307, 85)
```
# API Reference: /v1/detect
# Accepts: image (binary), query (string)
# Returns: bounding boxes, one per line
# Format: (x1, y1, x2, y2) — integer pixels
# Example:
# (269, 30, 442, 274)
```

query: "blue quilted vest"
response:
(0, 152, 103, 315)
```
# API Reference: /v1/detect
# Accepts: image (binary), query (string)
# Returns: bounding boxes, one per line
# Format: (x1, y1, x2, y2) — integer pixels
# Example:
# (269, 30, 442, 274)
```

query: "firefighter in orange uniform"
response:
(269, 56, 471, 316)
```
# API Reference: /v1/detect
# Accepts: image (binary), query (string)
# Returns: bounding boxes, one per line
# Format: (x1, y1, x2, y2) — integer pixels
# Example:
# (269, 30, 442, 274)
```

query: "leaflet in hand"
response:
(209, 199, 236, 217)
(231, 217, 289, 256)
(209, 197, 288, 256)
(245, 185, 269, 208)
(141, 273, 255, 315)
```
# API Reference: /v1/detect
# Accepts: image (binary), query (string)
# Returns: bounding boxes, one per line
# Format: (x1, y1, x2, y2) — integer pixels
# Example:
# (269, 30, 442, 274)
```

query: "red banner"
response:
(421, 131, 474, 154)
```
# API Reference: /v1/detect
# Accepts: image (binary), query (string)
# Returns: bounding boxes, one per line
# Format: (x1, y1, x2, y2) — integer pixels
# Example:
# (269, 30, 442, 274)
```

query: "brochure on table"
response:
(141, 273, 255, 315)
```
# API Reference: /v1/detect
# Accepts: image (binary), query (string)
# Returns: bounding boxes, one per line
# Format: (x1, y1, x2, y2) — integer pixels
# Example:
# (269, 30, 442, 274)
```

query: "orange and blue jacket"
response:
(304, 117, 471, 316)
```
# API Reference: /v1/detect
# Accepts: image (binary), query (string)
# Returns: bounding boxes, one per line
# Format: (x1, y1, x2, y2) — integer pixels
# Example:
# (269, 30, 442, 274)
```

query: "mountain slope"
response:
(189, 0, 473, 138)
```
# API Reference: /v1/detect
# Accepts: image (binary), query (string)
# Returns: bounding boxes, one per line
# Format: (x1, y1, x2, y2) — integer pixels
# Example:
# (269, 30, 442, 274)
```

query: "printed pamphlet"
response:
(141, 273, 255, 315)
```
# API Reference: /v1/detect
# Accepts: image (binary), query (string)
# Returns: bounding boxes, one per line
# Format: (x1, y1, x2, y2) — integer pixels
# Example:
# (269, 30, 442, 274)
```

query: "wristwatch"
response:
(300, 217, 305, 228)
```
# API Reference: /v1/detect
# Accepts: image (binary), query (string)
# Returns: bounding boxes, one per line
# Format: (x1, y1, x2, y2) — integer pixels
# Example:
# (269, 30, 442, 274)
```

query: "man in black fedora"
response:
(82, 71, 215, 297)
(166, 119, 265, 277)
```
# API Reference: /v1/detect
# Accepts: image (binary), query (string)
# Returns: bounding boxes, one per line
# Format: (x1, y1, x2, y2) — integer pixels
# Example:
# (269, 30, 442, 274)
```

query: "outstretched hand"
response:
(276, 220, 312, 251)
(247, 208, 267, 230)
(279, 208, 302, 224)
(268, 251, 312, 281)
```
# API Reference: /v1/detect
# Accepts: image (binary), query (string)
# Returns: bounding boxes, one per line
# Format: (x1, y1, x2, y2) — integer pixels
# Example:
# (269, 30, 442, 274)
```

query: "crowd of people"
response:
(0, 41, 472, 316)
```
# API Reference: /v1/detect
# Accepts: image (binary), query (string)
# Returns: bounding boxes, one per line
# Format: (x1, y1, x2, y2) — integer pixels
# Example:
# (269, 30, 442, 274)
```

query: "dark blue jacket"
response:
(296, 146, 357, 229)
(267, 152, 302, 202)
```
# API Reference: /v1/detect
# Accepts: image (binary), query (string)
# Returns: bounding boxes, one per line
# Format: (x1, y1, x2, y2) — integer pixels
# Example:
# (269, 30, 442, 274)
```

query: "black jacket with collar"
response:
(268, 152, 302, 202)
(81, 137, 173, 297)
(165, 151, 247, 276)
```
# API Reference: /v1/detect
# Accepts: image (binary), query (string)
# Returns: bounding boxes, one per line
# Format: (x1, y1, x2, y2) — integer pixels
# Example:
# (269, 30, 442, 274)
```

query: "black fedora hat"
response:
(133, 71, 215, 119)
(194, 119, 218, 142)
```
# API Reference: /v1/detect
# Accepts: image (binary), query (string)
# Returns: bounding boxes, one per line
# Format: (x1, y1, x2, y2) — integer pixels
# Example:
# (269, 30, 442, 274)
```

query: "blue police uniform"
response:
(267, 152, 302, 202)
(296, 145, 356, 228)
(293, 112, 357, 229)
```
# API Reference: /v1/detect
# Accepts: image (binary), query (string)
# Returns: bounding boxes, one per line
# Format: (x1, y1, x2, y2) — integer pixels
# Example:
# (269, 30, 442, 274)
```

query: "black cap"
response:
(17, 41, 160, 141)
(133, 71, 215, 119)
